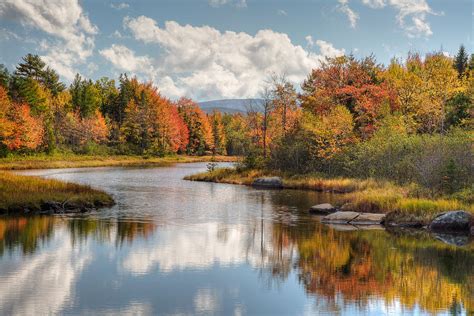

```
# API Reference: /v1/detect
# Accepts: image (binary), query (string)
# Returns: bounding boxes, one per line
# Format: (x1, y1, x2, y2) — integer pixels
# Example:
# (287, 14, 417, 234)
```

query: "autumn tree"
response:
(177, 97, 213, 155)
(209, 111, 226, 155)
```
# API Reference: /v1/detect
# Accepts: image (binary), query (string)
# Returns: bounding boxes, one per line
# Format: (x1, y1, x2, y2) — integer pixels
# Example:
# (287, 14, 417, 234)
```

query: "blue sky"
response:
(0, 0, 472, 101)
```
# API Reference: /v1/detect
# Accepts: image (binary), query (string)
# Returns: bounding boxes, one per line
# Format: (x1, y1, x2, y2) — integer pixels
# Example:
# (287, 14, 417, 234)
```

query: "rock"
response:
(309, 203, 336, 215)
(429, 211, 472, 233)
(471, 226, 474, 236)
(322, 211, 386, 225)
(322, 211, 360, 224)
(350, 213, 386, 225)
(251, 177, 283, 189)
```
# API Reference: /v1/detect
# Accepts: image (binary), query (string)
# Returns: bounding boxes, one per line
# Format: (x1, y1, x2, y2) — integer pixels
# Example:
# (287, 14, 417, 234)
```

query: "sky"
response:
(0, 0, 472, 101)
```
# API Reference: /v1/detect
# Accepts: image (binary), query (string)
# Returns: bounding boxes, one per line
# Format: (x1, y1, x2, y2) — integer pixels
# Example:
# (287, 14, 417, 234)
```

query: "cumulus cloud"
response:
(99, 44, 154, 75)
(338, 0, 359, 28)
(107, 16, 343, 100)
(208, 0, 247, 8)
(0, 0, 98, 79)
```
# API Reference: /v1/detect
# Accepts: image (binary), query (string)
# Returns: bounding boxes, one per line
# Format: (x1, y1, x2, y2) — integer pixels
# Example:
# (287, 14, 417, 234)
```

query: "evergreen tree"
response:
(42, 67, 65, 96)
(453, 45, 468, 78)
(14, 54, 45, 81)
(0, 64, 10, 88)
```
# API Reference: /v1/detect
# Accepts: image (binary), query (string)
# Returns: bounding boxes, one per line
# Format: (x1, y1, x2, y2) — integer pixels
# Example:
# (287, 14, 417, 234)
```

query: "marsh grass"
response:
(0, 171, 114, 212)
(0, 154, 237, 170)
(186, 167, 474, 223)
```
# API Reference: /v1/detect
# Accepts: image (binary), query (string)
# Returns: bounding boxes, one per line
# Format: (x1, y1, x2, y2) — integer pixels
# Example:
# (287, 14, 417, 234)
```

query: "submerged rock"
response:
(322, 211, 386, 225)
(309, 203, 336, 215)
(351, 213, 386, 225)
(429, 211, 472, 233)
(251, 177, 283, 189)
(322, 211, 360, 224)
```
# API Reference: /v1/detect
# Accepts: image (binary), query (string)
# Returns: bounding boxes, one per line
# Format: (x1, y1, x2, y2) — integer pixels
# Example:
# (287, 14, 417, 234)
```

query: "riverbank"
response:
(185, 168, 474, 226)
(0, 154, 237, 170)
(0, 171, 114, 215)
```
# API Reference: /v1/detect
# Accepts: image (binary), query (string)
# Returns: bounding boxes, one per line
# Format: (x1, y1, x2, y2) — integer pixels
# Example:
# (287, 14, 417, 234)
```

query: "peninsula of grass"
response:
(185, 167, 474, 225)
(0, 171, 114, 215)
(0, 154, 236, 170)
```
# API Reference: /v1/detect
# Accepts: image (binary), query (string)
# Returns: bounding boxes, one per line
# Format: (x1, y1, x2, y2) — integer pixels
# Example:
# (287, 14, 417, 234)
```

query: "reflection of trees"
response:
(0, 216, 158, 256)
(0, 216, 54, 255)
(271, 220, 473, 314)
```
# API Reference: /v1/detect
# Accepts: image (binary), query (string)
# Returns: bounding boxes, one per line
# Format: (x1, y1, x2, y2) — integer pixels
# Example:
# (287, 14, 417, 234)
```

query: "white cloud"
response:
(208, 0, 247, 8)
(0, 0, 98, 80)
(360, 0, 436, 37)
(338, 0, 359, 28)
(115, 16, 344, 100)
(110, 2, 129, 10)
(277, 9, 288, 16)
(99, 44, 154, 75)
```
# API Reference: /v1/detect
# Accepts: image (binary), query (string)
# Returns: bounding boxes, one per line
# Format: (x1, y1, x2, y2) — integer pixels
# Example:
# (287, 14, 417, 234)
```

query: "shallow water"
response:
(1, 163, 472, 315)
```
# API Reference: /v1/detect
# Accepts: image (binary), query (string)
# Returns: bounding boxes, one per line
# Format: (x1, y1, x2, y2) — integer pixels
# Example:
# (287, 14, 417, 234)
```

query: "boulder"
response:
(350, 213, 386, 225)
(429, 211, 472, 233)
(322, 211, 360, 224)
(309, 203, 336, 215)
(251, 177, 283, 189)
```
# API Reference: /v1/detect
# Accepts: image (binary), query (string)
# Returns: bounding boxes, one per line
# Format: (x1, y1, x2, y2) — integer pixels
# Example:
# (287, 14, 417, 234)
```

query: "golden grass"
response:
(0, 154, 237, 170)
(0, 171, 114, 213)
(186, 167, 474, 224)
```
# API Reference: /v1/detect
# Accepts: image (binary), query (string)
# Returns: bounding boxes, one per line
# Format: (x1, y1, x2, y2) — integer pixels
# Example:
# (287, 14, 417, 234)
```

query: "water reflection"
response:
(0, 164, 471, 315)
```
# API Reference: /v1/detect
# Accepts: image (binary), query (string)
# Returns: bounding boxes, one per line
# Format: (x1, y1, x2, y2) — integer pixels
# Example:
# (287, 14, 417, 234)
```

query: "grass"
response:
(0, 171, 114, 214)
(185, 167, 474, 225)
(0, 154, 237, 170)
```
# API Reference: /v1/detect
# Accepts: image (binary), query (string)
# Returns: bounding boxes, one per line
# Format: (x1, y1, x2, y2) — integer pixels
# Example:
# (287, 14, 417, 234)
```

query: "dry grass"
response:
(0, 154, 237, 170)
(186, 167, 474, 224)
(0, 171, 114, 213)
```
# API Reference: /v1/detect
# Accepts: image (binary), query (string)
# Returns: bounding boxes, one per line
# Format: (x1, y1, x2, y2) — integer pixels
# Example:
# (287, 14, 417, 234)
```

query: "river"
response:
(0, 163, 472, 315)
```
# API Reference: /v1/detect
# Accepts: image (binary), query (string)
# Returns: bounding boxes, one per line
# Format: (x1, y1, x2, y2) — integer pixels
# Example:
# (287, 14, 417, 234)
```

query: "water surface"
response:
(1, 163, 472, 315)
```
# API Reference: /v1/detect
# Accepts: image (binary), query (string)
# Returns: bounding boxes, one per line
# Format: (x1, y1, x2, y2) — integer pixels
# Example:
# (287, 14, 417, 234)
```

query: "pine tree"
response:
(453, 45, 468, 78)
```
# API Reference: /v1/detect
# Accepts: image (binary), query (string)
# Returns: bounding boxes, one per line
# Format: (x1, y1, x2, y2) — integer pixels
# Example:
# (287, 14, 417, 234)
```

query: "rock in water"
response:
(350, 213, 386, 225)
(429, 211, 472, 232)
(309, 203, 336, 215)
(251, 177, 283, 189)
(322, 211, 360, 224)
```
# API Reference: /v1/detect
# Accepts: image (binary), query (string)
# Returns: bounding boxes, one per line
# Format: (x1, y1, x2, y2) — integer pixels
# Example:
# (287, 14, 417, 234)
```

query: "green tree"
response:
(70, 74, 101, 118)
(453, 45, 468, 78)
(0, 65, 10, 88)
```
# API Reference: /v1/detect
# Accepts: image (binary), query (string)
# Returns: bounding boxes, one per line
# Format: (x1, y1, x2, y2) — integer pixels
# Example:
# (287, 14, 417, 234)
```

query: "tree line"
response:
(0, 46, 472, 182)
(0, 54, 228, 156)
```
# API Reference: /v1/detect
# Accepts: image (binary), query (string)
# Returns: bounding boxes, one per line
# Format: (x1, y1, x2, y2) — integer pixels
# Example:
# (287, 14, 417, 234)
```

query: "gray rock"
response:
(322, 211, 386, 225)
(429, 211, 472, 232)
(309, 203, 336, 215)
(322, 211, 360, 224)
(350, 213, 386, 225)
(252, 177, 283, 188)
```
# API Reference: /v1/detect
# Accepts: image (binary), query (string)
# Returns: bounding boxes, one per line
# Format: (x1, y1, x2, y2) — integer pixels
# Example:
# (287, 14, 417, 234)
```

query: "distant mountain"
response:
(198, 99, 263, 114)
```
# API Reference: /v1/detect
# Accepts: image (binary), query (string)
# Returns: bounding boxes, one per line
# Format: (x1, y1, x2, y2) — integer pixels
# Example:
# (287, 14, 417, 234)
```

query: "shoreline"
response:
(0, 171, 114, 216)
(185, 167, 474, 233)
(0, 154, 238, 171)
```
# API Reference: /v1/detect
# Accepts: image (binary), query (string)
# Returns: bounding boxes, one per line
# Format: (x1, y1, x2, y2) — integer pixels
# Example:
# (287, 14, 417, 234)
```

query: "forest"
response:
(0, 46, 473, 201)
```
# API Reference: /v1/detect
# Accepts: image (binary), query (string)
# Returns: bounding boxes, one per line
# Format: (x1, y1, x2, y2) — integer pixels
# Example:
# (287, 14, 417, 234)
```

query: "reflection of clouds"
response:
(122, 222, 293, 275)
(122, 223, 250, 274)
(194, 288, 219, 314)
(0, 227, 91, 315)
(82, 301, 153, 315)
